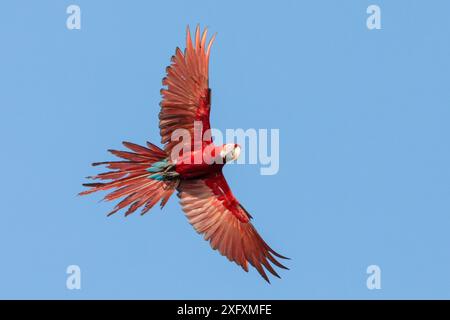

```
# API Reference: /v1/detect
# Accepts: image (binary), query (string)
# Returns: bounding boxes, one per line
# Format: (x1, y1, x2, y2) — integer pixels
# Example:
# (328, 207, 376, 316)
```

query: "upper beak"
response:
(233, 146, 241, 160)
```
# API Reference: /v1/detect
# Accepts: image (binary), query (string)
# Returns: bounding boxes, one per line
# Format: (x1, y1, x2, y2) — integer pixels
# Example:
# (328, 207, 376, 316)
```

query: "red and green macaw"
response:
(81, 26, 288, 282)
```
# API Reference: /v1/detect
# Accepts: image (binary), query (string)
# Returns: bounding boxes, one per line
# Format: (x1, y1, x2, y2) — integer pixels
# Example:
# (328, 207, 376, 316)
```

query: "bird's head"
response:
(220, 143, 241, 163)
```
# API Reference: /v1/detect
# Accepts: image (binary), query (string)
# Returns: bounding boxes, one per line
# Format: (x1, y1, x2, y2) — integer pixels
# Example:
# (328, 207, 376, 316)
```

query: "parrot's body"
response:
(81, 26, 288, 282)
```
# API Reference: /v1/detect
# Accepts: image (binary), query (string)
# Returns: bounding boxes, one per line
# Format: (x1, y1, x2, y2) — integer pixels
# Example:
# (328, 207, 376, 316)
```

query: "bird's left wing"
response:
(177, 173, 288, 282)
(159, 25, 215, 157)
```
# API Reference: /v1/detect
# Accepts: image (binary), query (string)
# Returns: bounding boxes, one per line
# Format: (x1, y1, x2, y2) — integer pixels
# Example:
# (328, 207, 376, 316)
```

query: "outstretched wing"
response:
(177, 173, 288, 283)
(159, 25, 216, 157)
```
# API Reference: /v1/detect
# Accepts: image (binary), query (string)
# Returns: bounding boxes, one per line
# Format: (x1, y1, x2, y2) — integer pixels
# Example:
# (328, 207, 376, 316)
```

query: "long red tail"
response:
(80, 141, 176, 216)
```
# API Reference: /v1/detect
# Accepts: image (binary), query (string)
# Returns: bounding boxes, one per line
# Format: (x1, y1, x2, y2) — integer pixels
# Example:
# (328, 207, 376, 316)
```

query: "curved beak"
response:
(232, 145, 241, 161)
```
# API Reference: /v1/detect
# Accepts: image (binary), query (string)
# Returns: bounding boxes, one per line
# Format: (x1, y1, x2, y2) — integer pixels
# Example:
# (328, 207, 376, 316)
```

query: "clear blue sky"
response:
(1, 0, 449, 299)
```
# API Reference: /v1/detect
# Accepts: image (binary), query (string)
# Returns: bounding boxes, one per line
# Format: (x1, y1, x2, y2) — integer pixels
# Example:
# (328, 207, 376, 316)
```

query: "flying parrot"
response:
(80, 26, 288, 282)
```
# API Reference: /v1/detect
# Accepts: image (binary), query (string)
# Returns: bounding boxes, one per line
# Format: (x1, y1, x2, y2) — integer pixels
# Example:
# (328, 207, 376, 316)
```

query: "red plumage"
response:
(81, 26, 288, 283)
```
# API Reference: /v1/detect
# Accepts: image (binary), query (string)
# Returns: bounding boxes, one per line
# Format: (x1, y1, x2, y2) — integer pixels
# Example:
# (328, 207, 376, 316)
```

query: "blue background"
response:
(0, 0, 449, 299)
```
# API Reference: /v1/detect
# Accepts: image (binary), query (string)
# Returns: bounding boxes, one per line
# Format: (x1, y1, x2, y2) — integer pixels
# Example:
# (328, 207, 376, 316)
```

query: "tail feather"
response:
(80, 141, 177, 216)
